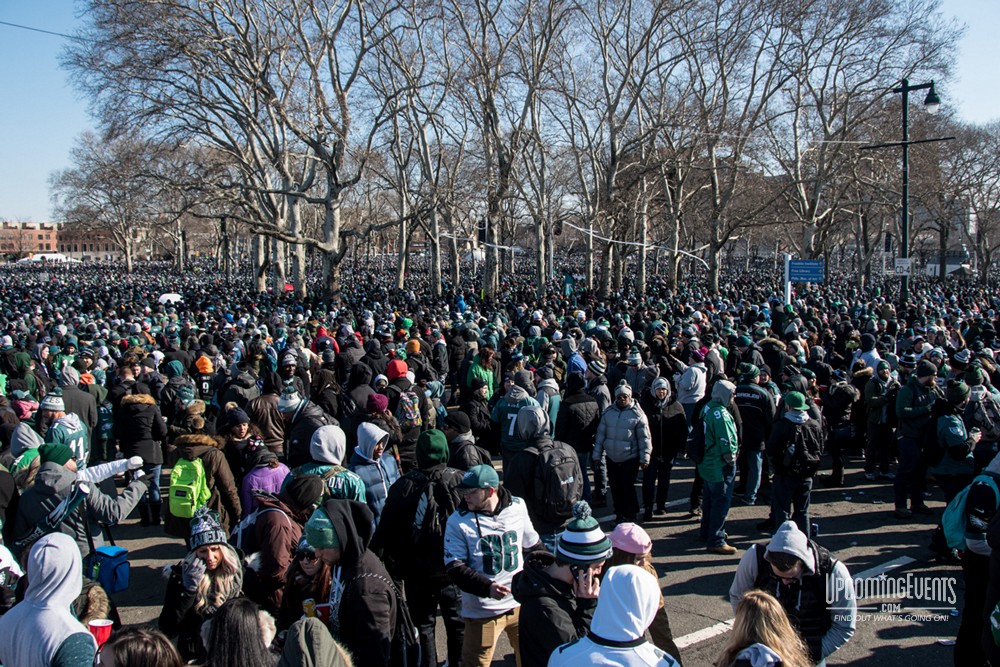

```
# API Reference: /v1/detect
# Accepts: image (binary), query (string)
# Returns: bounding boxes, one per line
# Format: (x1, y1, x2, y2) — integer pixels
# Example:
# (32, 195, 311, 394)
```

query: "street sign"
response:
(894, 258, 911, 276)
(787, 259, 825, 283)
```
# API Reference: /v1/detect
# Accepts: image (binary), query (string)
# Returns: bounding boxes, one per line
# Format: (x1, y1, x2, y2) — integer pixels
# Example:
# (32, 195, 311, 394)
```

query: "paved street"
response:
(111, 456, 967, 666)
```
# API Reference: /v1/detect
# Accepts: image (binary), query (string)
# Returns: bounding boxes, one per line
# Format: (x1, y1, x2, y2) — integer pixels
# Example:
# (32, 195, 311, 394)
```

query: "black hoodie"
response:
(512, 551, 597, 667)
(324, 499, 398, 667)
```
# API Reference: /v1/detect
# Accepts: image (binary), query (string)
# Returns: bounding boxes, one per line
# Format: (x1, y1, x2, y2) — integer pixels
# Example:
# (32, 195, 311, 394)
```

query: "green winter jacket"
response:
(697, 400, 739, 483)
(467, 355, 497, 401)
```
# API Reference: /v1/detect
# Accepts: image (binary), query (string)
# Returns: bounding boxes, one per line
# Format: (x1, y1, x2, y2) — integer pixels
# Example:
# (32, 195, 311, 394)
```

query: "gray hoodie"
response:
(0, 532, 95, 667)
(515, 405, 550, 442)
(12, 462, 145, 559)
(729, 521, 856, 661)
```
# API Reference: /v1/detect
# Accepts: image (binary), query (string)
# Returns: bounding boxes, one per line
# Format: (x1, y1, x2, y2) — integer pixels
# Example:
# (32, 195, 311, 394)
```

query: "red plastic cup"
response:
(88, 619, 114, 648)
(315, 603, 331, 626)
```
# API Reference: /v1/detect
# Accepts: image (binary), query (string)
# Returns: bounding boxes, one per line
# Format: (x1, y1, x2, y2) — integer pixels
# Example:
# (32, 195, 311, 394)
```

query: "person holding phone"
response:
(159, 507, 244, 662)
(512, 501, 612, 667)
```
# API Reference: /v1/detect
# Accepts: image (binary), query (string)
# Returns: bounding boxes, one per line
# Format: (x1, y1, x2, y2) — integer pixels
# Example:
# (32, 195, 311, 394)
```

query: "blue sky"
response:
(1, 0, 997, 222)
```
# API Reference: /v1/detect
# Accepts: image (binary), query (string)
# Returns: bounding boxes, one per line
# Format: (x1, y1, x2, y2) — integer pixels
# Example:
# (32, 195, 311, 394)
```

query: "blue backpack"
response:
(942, 473, 1000, 550)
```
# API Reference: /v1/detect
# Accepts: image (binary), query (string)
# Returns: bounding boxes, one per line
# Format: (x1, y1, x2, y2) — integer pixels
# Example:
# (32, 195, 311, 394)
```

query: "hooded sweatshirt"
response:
(548, 565, 678, 667)
(0, 532, 97, 667)
(284, 425, 366, 502)
(276, 617, 353, 667)
(348, 422, 400, 525)
(12, 461, 145, 559)
(728, 522, 856, 662)
(322, 499, 398, 667)
(733, 643, 784, 667)
(697, 381, 739, 483)
(492, 384, 541, 458)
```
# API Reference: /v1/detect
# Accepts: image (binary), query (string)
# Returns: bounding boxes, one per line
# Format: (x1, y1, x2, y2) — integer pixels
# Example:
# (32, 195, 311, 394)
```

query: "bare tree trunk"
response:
(599, 242, 612, 297)
(253, 234, 267, 293)
(535, 216, 546, 299)
(708, 244, 721, 295)
(586, 218, 595, 290)
(322, 196, 344, 304)
(938, 223, 948, 283)
(430, 208, 442, 298)
(396, 215, 408, 291)
(637, 183, 648, 297)
(288, 196, 307, 298)
(271, 238, 286, 293)
(447, 211, 460, 287)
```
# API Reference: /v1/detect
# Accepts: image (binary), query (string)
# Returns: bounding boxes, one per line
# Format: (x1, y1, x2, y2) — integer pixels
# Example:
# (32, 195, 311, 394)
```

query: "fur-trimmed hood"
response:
(172, 433, 222, 450)
(852, 366, 874, 381)
(120, 393, 156, 406)
(760, 337, 787, 351)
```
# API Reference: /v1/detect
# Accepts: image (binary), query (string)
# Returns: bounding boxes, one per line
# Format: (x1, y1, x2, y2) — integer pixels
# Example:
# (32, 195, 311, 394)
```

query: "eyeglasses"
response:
(299, 552, 318, 562)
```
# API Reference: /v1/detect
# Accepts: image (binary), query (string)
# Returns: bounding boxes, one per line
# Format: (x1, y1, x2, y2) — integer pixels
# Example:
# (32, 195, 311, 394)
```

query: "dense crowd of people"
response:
(0, 256, 997, 666)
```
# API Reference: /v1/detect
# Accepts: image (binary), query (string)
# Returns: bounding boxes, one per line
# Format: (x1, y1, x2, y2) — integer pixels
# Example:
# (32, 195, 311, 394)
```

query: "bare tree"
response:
(67, 0, 402, 300)
(50, 132, 191, 273)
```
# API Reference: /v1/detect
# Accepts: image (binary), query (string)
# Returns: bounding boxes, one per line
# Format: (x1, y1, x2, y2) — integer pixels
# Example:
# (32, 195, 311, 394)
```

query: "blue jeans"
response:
(582, 450, 608, 500)
(744, 450, 763, 504)
(701, 464, 735, 547)
(142, 463, 162, 504)
(771, 473, 812, 534)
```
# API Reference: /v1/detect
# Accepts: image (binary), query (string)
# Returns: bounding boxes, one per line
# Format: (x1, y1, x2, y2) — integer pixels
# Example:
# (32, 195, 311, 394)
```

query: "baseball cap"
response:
(459, 464, 499, 491)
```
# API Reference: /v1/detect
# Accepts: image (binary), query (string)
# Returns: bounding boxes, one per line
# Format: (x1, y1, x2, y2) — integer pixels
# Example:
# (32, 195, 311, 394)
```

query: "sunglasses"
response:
(299, 552, 318, 562)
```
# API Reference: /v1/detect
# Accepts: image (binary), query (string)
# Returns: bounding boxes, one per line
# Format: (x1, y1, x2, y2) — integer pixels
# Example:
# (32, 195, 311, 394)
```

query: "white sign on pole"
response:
(894, 258, 912, 276)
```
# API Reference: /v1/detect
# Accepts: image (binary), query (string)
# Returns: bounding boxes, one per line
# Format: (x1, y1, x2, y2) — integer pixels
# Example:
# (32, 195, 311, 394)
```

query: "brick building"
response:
(0, 222, 58, 257)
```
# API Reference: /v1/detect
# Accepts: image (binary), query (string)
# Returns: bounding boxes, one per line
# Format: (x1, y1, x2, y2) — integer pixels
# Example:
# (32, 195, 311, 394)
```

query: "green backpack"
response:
(169, 458, 211, 519)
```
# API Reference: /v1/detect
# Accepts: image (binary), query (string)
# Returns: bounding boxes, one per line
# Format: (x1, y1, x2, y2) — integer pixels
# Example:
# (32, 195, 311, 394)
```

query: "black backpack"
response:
(781, 422, 822, 478)
(410, 467, 462, 564)
(524, 439, 583, 526)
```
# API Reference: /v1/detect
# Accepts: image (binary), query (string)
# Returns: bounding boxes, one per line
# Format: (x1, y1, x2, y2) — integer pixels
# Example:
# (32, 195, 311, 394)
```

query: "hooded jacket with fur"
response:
(164, 433, 242, 537)
(116, 392, 168, 464)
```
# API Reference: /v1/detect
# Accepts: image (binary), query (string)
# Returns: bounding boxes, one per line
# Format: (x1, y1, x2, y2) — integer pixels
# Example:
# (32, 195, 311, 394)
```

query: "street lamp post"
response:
(862, 79, 951, 305)
(896, 79, 939, 304)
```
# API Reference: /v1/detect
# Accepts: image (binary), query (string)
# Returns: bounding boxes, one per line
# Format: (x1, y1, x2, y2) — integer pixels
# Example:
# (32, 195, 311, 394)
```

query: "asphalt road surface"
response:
(111, 455, 967, 666)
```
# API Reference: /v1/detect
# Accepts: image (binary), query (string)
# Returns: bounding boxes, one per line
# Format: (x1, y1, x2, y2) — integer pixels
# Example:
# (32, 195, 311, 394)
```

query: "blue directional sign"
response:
(787, 259, 825, 283)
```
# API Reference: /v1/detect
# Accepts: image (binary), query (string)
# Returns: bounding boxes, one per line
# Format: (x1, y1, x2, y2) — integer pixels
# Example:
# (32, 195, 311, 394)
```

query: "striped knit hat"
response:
(556, 501, 612, 566)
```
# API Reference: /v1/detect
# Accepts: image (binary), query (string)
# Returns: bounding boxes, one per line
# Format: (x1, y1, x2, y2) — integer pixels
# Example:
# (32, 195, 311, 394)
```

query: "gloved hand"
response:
(181, 557, 207, 592)
(127, 456, 144, 471)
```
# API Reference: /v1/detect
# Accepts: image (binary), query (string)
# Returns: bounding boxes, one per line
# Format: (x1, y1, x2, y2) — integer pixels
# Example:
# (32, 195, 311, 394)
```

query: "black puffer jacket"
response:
(286, 401, 337, 468)
(512, 551, 597, 667)
(555, 385, 601, 454)
(116, 393, 168, 464)
(639, 390, 688, 462)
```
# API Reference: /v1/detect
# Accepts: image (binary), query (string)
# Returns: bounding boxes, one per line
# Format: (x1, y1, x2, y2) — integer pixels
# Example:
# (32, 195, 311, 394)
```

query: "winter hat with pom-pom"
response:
(555, 501, 613, 566)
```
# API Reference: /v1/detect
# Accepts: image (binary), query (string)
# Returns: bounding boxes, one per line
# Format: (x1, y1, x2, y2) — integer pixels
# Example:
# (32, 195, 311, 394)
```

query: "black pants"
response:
(958, 550, 990, 666)
(828, 424, 851, 483)
(642, 456, 674, 511)
(607, 457, 640, 523)
(691, 466, 704, 509)
(405, 574, 464, 667)
(865, 423, 893, 474)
